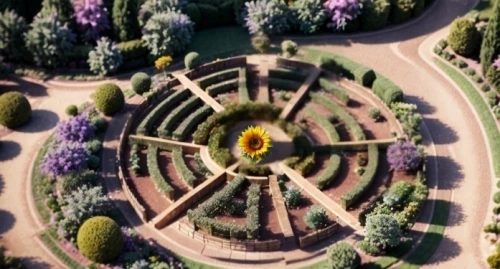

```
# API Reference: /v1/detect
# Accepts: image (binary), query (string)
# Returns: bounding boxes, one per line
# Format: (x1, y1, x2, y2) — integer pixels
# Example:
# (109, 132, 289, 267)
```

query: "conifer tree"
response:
(113, 0, 140, 42)
(481, 0, 500, 76)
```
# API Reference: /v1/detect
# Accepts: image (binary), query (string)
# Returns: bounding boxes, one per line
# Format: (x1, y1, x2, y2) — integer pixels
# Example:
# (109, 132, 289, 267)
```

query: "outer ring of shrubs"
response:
(93, 83, 125, 115)
(76, 216, 124, 263)
(0, 91, 31, 128)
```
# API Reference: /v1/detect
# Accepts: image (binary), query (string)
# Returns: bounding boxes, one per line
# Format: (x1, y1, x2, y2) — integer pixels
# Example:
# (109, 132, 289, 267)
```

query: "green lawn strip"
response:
(177, 255, 222, 269)
(397, 200, 450, 269)
(31, 134, 54, 224)
(434, 58, 500, 177)
(39, 231, 85, 269)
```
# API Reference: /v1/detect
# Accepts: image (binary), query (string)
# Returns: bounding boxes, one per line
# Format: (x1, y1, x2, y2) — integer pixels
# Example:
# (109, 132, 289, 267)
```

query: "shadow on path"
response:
(446, 201, 467, 227)
(405, 95, 437, 115)
(436, 156, 464, 190)
(0, 174, 4, 195)
(0, 140, 21, 161)
(16, 109, 59, 133)
(21, 257, 52, 269)
(425, 235, 462, 265)
(0, 76, 48, 98)
(425, 118, 459, 145)
(0, 210, 15, 235)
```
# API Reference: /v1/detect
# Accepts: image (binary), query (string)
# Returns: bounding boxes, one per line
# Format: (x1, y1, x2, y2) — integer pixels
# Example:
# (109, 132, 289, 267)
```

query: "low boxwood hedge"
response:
(304, 107, 340, 143)
(318, 77, 350, 105)
(269, 68, 308, 82)
(208, 125, 233, 168)
(269, 77, 302, 91)
(206, 78, 239, 96)
(158, 96, 201, 138)
(316, 154, 342, 190)
(238, 67, 250, 102)
(172, 105, 213, 141)
(310, 92, 366, 141)
(341, 144, 379, 209)
(372, 76, 404, 105)
(246, 184, 260, 239)
(172, 147, 197, 187)
(354, 66, 376, 87)
(147, 146, 174, 200)
(197, 68, 240, 89)
(239, 164, 272, 176)
(136, 89, 189, 135)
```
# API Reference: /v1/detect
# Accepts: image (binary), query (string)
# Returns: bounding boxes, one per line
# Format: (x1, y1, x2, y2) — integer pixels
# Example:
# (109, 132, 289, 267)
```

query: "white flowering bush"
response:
(88, 37, 123, 76)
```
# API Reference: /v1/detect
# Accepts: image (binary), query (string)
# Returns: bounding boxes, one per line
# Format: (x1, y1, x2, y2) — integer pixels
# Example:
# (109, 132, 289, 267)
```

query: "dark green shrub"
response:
(239, 164, 272, 176)
(488, 253, 500, 269)
(472, 74, 483, 83)
(198, 4, 218, 28)
(77, 216, 124, 263)
(487, 67, 500, 92)
(284, 185, 302, 208)
(494, 206, 500, 215)
(57, 170, 101, 195)
(184, 3, 201, 29)
(87, 155, 101, 169)
(451, 58, 468, 68)
(412, 0, 425, 16)
(433, 45, 443, 55)
(482, 84, 491, 92)
(447, 17, 481, 57)
(185, 52, 201, 70)
(365, 214, 401, 249)
(494, 192, 500, 203)
(208, 125, 233, 168)
(357, 240, 380, 256)
(326, 241, 360, 269)
(86, 139, 102, 154)
(281, 40, 298, 58)
(304, 205, 329, 229)
(116, 39, 149, 61)
(112, 0, 140, 42)
(368, 107, 381, 120)
(354, 66, 376, 87)
(218, 0, 235, 25)
(484, 223, 500, 233)
(0, 91, 31, 128)
(65, 104, 78, 116)
(251, 33, 270, 53)
(92, 116, 107, 132)
(440, 50, 454, 61)
(389, 0, 414, 24)
(480, 0, 500, 76)
(360, 0, 391, 31)
(372, 77, 404, 105)
(93, 83, 125, 115)
(131, 72, 151, 94)
(269, 78, 302, 91)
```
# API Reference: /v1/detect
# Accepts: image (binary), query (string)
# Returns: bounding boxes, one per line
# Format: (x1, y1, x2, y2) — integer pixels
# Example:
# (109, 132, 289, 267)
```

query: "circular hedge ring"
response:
(0, 91, 31, 128)
(76, 216, 124, 263)
(93, 83, 125, 115)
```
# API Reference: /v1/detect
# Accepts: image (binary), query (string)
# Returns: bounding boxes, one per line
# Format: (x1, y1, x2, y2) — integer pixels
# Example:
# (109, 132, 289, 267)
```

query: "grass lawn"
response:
(178, 256, 222, 269)
(31, 135, 54, 224)
(434, 58, 500, 177)
(39, 232, 85, 269)
(468, 0, 496, 21)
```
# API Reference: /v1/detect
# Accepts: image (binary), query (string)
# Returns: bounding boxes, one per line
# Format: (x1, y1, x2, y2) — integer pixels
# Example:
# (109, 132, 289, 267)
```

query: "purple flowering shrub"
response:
(119, 227, 184, 268)
(324, 0, 363, 30)
(74, 0, 110, 41)
(40, 141, 89, 177)
(494, 56, 500, 70)
(387, 141, 422, 171)
(56, 114, 95, 143)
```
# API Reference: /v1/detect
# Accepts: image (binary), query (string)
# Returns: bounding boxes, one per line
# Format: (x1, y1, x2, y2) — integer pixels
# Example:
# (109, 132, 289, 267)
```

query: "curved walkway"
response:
(0, 0, 493, 267)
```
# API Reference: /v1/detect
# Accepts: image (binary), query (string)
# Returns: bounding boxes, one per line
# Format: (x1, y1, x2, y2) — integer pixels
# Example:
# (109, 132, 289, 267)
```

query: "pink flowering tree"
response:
(324, 0, 363, 30)
(387, 141, 422, 171)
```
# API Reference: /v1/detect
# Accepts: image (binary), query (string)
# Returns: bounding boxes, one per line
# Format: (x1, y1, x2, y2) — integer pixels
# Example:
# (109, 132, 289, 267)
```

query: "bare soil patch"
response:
(157, 150, 191, 200)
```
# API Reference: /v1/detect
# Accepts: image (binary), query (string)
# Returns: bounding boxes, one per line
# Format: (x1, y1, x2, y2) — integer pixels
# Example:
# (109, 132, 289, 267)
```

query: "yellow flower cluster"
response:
(238, 125, 272, 163)
(155, 56, 173, 71)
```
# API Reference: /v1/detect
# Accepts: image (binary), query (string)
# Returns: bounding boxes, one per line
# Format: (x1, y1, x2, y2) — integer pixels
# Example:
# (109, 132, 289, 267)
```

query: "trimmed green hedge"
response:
(172, 147, 197, 187)
(354, 66, 376, 87)
(197, 68, 240, 89)
(147, 146, 174, 200)
(194, 103, 282, 144)
(136, 89, 189, 135)
(372, 76, 404, 105)
(318, 77, 350, 105)
(317, 154, 342, 190)
(269, 77, 302, 91)
(194, 152, 213, 177)
(172, 105, 213, 141)
(206, 78, 239, 96)
(158, 96, 201, 138)
(76, 216, 124, 263)
(239, 164, 272, 176)
(208, 125, 233, 168)
(246, 184, 260, 239)
(319, 55, 362, 80)
(304, 107, 340, 143)
(294, 152, 316, 177)
(238, 67, 250, 102)
(269, 68, 308, 82)
(341, 144, 379, 209)
(310, 92, 366, 141)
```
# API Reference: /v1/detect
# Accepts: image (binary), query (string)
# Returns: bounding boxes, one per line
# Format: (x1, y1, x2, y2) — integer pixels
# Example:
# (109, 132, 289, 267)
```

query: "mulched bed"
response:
(259, 188, 284, 240)
(157, 150, 191, 200)
(214, 91, 239, 106)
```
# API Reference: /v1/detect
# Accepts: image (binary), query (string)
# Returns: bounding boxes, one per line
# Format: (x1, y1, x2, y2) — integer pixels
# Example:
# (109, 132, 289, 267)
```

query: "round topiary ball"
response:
(326, 241, 360, 269)
(77, 216, 124, 263)
(281, 40, 298, 58)
(93, 83, 124, 116)
(66, 104, 78, 116)
(131, 72, 151, 94)
(0, 91, 31, 128)
(185, 52, 201, 70)
(91, 116, 107, 132)
(447, 17, 481, 57)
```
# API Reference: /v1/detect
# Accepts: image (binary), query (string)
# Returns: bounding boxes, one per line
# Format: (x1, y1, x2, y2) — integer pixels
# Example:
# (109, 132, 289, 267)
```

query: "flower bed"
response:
(316, 154, 342, 190)
(303, 107, 340, 143)
(172, 147, 198, 188)
(146, 146, 175, 200)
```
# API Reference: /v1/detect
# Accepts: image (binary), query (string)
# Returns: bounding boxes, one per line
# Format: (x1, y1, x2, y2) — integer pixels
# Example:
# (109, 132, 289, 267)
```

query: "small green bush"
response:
(372, 77, 404, 105)
(357, 240, 380, 256)
(326, 241, 360, 269)
(86, 139, 102, 154)
(87, 155, 101, 169)
(185, 52, 201, 70)
(354, 66, 376, 87)
(131, 72, 151, 94)
(0, 91, 31, 128)
(57, 170, 101, 196)
(360, 0, 391, 31)
(76, 216, 124, 263)
(239, 164, 272, 176)
(494, 192, 500, 203)
(465, 67, 476, 76)
(93, 83, 125, 115)
(482, 84, 491, 92)
(284, 185, 302, 208)
(472, 74, 483, 83)
(281, 40, 298, 58)
(92, 116, 107, 132)
(447, 17, 481, 57)
(65, 104, 78, 116)
(251, 34, 270, 53)
(368, 107, 381, 120)
(487, 66, 500, 92)
(488, 252, 500, 269)
(494, 206, 500, 215)
(365, 214, 401, 249)
(304, 205, 329, 229)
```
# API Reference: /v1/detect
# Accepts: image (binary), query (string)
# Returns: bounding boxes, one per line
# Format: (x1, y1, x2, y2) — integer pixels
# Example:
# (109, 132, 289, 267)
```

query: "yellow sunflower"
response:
(238, 125, 272, 162)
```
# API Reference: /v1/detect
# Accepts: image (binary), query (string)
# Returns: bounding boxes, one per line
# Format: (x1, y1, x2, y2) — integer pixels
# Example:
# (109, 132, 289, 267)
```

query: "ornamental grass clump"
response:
(387, 141, 422, 171)
(55, 113, 95, 143)
(324, 0, 363, 31)
(40, 141, 90, 177)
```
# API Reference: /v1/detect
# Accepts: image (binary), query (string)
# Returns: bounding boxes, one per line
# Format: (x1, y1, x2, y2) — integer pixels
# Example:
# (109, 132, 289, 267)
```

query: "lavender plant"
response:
(57, 185, 110, 239)
(74, 0, 110, 42)
(290, 0, 327, 34)
(244, 0, 290, 35)
(40, 141, 89, 177)
(324, 0, 363, 30)
(0, 9, 28, 61)
(55, 114, 95, 143)
(88, 37, 123, 76)
(387, 141, 422, 171)
(24, 13, 76, 68)
(142, 10, 194, 57)
(138, 0, 187, 27)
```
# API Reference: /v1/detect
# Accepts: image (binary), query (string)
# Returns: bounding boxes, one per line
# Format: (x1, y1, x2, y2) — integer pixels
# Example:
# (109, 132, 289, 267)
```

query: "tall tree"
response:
(481, 0, 500, 76)
(113, 0, 140, 42)
(40, 0, 74, 24)
(0, 0, 42, 23)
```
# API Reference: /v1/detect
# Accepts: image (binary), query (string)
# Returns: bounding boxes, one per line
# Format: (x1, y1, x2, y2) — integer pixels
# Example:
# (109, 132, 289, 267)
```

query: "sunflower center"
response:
(249, 137, 263, 150)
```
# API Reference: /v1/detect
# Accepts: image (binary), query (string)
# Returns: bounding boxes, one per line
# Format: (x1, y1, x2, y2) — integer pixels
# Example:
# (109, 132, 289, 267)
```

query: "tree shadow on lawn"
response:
(418, 234, 462, 266)
(15, 109, 59, 133)
(0, 140, 21, 162)
(0, 209, 15, 235)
